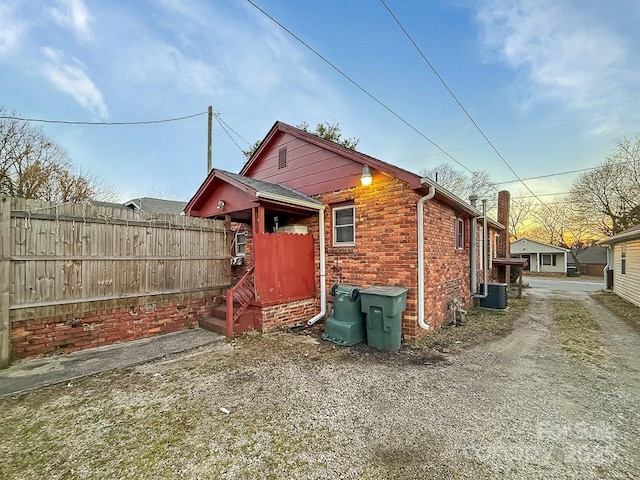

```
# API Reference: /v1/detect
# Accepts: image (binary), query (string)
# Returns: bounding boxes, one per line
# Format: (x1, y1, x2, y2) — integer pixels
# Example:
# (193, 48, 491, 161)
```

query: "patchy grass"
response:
(415, 297, 530, 353)
(551, 301, 605, 366)
(591, 291, 640, 333)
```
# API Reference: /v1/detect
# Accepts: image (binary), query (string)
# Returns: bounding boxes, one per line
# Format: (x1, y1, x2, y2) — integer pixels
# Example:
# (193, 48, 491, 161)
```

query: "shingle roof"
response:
(598, 224, 640, 245)
(124, 197, 187, 215)
(219, 170, 323, 206)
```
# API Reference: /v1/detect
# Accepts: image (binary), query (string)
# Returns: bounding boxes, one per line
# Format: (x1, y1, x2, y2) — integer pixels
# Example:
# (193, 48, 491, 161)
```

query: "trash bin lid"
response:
(333, 284, 361, 296)
(359, 286, 408, 297)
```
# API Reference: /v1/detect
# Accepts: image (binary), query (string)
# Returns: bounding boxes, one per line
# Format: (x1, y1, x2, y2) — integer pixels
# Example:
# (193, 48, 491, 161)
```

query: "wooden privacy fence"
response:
(0, 197, 232, 367)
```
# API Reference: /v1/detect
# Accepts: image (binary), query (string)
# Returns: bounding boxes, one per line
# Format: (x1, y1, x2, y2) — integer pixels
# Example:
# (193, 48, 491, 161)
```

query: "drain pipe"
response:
(469, 195, 478, 295)
(307, 206, 327, 325)
(473, 199, 489, 299)
(417, 186, 436, 330)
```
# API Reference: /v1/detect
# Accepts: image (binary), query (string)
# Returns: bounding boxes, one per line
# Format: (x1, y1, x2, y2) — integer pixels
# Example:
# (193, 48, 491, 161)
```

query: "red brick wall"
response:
(228, 177, 499, 340)
(305, 176, 474, 340)
(261, 298, 318, 330)
(11, 297, 212, 359)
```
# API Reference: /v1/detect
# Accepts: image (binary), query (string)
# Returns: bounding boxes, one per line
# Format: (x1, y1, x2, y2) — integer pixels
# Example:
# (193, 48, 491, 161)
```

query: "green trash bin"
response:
(322, 284, 365, 346)
(359, 286, 408, 351)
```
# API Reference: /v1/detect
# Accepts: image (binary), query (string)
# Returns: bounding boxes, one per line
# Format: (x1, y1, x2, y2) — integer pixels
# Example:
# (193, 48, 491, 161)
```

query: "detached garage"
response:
(510, 238, 569, 274)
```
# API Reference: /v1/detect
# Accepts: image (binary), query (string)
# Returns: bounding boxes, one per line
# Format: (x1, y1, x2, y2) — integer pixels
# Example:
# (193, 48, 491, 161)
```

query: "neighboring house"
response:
(185, 121, 506, 340)
(598, 225, 640, 308)
(569, 245, 608, 277)
(510, 238, 569, 274)
(124, 197, 187, 215)
(88, 197, 187, 215)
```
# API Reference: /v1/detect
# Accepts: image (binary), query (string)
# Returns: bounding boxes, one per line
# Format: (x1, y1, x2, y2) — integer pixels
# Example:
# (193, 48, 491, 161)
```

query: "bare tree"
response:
(569, 134, 640, 235)
(420, 163, 496, 206)
(0, 108, 117, 202)
(509, 192, 535, 239)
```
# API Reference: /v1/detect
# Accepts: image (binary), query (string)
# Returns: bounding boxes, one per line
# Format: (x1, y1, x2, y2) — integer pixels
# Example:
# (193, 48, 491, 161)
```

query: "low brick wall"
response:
(11, 296, 213, 359)
(261, 298, 319, 330)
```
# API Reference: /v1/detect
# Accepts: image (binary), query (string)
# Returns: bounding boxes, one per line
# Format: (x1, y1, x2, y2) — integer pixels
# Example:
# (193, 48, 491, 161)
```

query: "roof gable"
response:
(184, 169, 321, 218)
(510, 238, 570, 254)
(240, 121, 423, 195)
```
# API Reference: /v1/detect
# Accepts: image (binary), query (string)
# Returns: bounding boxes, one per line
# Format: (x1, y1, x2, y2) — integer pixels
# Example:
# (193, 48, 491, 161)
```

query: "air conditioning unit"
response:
(479, 283, 508, 309)
(277, 225, 308, 234)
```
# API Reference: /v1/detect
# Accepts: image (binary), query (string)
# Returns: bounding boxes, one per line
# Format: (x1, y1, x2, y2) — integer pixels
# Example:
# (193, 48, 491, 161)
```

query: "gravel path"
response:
(2, 281, 639, 479)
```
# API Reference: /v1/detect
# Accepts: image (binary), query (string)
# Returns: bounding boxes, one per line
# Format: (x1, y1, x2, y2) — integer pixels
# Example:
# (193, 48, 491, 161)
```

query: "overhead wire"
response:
(245, 0, 491, 186)
(380, 0, 540, 201)
(0, 111, 207, 125)
(380, 0, 591, 243)
(214, 114, 246, 154)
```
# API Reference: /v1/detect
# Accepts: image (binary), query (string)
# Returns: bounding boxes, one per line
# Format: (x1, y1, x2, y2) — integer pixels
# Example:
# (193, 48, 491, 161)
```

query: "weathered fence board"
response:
(0, 197, 232, 366)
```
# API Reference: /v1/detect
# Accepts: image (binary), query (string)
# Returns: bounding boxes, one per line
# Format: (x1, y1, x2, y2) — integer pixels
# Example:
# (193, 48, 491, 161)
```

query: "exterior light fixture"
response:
(217, 200, 225, 210)
(360, 165, 372, 186)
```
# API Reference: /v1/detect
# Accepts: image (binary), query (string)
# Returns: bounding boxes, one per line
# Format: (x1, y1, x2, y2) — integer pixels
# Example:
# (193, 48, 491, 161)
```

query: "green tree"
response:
(0, 108, 117, 202)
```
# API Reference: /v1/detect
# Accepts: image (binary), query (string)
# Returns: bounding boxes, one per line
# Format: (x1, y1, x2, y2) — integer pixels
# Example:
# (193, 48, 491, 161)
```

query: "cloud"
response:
(0, 3, 26, 57)
(42, 47, 108, 118)
(50, 0, 93, 41)
(476, 0, 633, 110)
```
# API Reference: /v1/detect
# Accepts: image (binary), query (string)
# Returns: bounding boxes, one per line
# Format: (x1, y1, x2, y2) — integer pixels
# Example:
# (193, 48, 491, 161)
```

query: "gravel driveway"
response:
(2, 278, 639, 479)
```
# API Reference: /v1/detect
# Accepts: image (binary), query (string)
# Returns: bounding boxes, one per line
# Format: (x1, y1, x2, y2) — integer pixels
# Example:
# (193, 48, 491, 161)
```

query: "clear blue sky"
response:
(2, 0, 639, 203)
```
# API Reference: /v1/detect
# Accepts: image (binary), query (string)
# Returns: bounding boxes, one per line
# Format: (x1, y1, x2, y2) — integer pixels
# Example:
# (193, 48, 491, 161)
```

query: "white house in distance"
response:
(510, 238, 569, 274)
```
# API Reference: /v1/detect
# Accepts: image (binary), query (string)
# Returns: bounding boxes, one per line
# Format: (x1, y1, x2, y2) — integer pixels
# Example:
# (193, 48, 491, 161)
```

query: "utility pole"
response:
(207, 105, 213, 173)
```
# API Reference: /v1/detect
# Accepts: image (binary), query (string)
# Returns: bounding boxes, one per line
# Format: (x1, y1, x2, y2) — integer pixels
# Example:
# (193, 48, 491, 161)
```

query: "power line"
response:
(214, 115, 246, 154)
(245, 0, 494, 190)
(215, 115, 253, 147)
(405, 105, 640, 162)
(0, 111, 207, 126)
(494, 159, 639, 186)
(380, 0, 540, 201)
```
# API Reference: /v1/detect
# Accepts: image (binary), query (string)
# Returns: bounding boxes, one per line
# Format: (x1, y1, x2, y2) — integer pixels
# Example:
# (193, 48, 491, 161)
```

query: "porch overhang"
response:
(184, 169, 323, 223)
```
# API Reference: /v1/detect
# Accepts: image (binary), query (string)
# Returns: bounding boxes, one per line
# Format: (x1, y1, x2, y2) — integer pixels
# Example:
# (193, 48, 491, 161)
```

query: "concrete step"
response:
(198, 317, 228, 336)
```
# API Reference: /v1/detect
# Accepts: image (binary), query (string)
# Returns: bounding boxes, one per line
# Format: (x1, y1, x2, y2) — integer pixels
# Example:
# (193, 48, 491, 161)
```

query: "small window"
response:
(541, 254, 557, 266)
(333, 205, 355, 246)
(621, 244, 626, 274)
(278, 147, 287, 169)
(234, 231, 246, 257)
(455, 218, 464, 249)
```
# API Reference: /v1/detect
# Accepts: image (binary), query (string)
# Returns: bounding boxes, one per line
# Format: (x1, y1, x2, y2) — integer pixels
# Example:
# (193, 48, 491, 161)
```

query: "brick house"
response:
(185, 121, 506, 340)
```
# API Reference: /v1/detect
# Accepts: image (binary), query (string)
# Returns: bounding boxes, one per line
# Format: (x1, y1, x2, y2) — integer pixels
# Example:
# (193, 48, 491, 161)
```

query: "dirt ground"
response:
(1, 280, 639, 479)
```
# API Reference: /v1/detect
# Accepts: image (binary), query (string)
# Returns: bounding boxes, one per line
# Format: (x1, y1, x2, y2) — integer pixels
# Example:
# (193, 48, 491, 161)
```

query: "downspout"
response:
(307, 206, 326, 325)
(483, 199, 489, 288)
(469, 195, 478, 295)
(417, 186, 436, 330)
(603, 244, 612, 289)
(473, 199, 489, 298)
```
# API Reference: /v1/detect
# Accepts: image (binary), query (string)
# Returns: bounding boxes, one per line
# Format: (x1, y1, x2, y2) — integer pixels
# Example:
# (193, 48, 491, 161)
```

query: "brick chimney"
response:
(497, 190, 510, 282)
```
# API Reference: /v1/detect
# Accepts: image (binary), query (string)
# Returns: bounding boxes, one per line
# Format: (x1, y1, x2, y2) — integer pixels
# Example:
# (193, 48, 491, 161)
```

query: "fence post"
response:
(0, 197, 11, 368)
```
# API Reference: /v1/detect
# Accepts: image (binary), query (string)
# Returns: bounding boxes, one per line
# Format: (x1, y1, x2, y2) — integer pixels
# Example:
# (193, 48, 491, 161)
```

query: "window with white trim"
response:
(621, 244, 626, 274)
(541, 253, 557, 266)
(333, 205, 355, 246)
(234, 231, 246, 257)
(455, 218, 464, 249)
